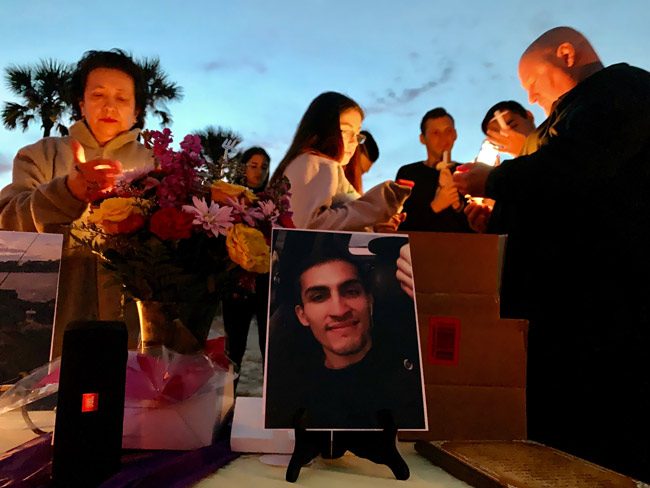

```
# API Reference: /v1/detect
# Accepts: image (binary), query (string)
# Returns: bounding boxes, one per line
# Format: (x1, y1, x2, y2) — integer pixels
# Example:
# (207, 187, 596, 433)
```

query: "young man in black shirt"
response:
(395, 108, 471, 232)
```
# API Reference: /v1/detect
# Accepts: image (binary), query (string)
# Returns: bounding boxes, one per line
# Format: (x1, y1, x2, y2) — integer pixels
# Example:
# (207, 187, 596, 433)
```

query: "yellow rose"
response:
(211, 181, 257, 205)
(88, 197, 145, 234)
(226, 224, 270, 274)
(88, 197, 141, 222)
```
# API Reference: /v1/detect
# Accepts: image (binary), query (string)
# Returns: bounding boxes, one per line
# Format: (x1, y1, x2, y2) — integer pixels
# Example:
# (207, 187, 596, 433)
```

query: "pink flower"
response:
(257, 200, 279, 223)
(227, 197, 263, 226)
(182, 196, 234, 237)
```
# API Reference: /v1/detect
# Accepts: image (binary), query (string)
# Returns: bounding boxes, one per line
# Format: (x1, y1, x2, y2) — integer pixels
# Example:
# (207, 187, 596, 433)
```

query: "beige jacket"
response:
(284, 152, 410, 231)
(0, 121, 153, 355)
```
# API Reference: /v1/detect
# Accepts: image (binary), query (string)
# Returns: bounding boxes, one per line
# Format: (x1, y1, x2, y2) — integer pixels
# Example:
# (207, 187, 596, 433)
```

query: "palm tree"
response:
(2, 59, 72, 137)
(193, 126, 243, 181)
(138, 57, 183, 126)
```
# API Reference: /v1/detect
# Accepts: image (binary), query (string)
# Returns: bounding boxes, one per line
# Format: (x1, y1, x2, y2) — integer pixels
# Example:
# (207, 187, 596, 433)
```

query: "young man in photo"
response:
(265, 232, 425, 430)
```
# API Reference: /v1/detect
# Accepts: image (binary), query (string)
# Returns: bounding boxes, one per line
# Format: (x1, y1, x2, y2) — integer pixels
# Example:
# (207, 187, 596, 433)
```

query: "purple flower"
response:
(180, 134, 203, 156)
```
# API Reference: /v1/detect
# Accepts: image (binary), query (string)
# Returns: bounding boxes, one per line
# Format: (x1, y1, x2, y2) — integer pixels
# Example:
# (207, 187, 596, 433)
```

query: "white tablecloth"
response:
(0, 410, 470, 487)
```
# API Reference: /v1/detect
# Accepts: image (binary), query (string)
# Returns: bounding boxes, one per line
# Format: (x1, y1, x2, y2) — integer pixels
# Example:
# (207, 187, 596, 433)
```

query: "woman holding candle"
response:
(0, 49, 152, 352)
(269, 92, 409, 232)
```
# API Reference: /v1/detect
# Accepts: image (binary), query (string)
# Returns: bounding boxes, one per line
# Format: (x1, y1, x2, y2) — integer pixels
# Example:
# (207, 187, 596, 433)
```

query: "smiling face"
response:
(295, 259, 373, 369)
(339, 108, 363, 166)
(79, 67, 138, 145)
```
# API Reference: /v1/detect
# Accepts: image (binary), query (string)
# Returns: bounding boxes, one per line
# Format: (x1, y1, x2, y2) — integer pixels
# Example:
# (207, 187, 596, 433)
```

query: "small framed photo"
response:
(0, 231, 63, 384)
(264, 228, 427, 431)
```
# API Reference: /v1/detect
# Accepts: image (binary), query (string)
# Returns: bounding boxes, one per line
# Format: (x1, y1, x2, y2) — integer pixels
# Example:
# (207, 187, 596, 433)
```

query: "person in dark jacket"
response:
(454, 26, 650, 482)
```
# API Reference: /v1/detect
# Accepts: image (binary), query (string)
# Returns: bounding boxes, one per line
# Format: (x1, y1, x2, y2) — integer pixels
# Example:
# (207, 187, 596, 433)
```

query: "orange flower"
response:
(211, 181, 257, 205)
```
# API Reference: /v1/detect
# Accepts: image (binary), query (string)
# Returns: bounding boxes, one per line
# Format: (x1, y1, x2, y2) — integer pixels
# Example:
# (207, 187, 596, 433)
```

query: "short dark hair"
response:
(69, 49, 147, 129)
(360, 130, 379, 163)
(480, 100, 528, 134)
(277, 231, 368, 307)
(420, 107, 454, 135)
(236, 146, 271, 189)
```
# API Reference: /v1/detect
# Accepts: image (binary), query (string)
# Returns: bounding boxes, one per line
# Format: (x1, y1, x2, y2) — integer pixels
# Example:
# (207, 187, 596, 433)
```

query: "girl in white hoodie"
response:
(269, 92, 409, 232)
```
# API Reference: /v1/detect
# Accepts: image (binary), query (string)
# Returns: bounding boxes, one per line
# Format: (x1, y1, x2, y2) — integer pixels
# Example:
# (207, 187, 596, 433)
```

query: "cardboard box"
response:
(401, 232, 528, 441)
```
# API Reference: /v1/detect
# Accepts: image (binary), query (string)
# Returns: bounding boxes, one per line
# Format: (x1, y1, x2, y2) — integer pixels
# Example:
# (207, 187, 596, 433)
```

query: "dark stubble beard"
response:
(327, 332, 371, 357)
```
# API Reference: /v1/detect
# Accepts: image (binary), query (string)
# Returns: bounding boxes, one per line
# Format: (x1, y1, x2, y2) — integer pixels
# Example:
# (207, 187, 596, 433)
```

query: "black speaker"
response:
(52, 320, 128, 487)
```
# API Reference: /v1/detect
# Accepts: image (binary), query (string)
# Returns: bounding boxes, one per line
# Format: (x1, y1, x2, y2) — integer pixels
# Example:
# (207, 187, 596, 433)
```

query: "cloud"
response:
(0, 152, 11, 174)
(365, 63, 454, 114)
(202, 59, 268, 74)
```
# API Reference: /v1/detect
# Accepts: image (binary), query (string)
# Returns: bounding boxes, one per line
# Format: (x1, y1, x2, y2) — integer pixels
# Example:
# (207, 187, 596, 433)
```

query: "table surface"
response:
(0, 410, 470, 487)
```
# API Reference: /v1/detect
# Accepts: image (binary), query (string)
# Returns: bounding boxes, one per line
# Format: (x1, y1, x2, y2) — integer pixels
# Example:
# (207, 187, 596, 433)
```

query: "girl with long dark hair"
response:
(269, 92, 409, 231)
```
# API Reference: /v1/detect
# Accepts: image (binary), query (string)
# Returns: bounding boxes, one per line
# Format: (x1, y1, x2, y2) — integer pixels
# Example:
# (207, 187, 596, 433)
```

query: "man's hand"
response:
(396, 243, 414, 299)
(486, 126, 527, 157)
(374, 212, 406, 233)
(430, 184, 460, 213)
(487, 114, 534, 156)
(452, 162, 493, 197)
(66, 140, 123, 202)
(464, 199, 493, 233)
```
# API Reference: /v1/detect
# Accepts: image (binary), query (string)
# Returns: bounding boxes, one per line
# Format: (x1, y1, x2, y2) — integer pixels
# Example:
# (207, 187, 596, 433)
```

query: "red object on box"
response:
(428, 317, 461, 366)
(396, 179, 415, 188)
(454, 164, 470, 174)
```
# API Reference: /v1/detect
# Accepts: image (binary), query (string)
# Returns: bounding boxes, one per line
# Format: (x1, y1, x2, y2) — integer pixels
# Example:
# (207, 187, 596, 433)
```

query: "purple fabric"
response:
(0, 433, 52, 488)
(0, 433, 239, 488)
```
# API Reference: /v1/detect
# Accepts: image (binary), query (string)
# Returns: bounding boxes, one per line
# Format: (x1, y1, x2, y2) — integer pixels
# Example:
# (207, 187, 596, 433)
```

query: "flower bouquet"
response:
(72, 129, 292, 354)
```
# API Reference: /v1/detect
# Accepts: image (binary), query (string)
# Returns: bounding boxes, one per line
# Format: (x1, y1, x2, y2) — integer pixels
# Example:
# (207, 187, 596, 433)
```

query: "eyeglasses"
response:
(341, 130, 366, 145)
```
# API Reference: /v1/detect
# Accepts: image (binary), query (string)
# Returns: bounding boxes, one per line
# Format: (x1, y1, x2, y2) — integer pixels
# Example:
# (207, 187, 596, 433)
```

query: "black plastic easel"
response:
(285, 409, 410, 482)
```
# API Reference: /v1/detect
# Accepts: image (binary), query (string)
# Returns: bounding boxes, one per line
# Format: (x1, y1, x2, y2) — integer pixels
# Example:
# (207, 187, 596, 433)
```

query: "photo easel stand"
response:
(285, 408, 409, 482)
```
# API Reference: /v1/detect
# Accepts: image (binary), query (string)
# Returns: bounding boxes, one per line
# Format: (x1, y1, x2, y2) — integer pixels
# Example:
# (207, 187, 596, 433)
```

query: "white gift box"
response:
(230, 396, 294, 454)
(122, 367, 234, 450)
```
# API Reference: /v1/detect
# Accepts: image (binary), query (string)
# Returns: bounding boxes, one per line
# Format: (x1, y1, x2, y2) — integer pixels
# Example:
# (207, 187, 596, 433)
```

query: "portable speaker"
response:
(52, 320, 128, 487)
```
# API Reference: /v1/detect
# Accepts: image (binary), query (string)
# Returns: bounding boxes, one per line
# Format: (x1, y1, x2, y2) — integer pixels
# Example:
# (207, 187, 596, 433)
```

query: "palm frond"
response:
(1, 101, 30, 130)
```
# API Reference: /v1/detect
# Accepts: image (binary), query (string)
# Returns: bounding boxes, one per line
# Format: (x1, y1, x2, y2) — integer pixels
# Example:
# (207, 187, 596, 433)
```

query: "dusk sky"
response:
(1, 1, 649, 191)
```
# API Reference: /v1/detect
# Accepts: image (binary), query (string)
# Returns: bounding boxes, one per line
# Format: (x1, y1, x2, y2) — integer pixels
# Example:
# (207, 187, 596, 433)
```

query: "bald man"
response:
(455, 27, 650, 481)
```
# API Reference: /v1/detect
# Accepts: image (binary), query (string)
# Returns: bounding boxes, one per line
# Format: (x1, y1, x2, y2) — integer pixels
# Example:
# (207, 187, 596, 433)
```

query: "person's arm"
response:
(488, 80, 650, 204)
(0, 141, 87, 232)
(286, 154, 410, 231)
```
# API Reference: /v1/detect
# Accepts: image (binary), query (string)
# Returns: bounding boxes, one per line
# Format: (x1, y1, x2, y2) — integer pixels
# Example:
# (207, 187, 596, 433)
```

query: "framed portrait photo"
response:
(263, 228, 427, 431)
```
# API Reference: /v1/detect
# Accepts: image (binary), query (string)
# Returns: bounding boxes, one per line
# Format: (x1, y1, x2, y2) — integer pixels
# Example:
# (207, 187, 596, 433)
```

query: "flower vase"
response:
(136, 300, 218, 354)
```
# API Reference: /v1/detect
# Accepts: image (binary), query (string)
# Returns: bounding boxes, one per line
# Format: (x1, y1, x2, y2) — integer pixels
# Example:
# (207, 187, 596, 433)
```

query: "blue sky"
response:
(1, 0, 649, 190)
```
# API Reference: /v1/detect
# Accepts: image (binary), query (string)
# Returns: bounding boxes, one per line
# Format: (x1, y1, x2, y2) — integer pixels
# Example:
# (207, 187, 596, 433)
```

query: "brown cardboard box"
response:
(401, 232, 528, 441)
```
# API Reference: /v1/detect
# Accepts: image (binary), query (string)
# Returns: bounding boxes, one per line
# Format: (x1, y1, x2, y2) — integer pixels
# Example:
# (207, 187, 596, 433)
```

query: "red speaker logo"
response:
(81, 393, 99, 413)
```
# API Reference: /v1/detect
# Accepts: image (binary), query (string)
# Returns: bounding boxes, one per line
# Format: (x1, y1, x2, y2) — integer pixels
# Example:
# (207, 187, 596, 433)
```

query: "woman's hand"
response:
(373, 212, 406, 233)
(396, 243, 414, 299)
(66, 140, 123, 202)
